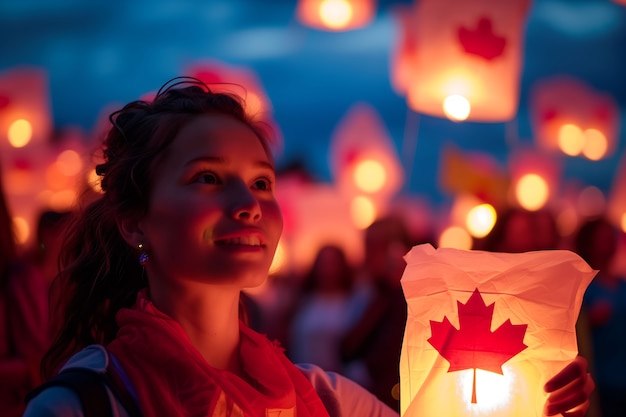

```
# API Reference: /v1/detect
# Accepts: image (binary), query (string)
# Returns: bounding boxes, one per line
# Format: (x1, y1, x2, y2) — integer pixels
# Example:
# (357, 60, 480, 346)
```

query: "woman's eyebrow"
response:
(184, 156, 275, 171)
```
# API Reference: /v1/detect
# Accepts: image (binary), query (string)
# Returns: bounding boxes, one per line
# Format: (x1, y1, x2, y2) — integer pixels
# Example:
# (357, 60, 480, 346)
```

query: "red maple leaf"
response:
(428, 288, 527, 403)
(458, 17, 507, 61)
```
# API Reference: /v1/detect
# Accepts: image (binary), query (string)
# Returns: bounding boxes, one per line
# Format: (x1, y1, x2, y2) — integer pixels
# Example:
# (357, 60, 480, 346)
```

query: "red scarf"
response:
(107, 290, 330, 417)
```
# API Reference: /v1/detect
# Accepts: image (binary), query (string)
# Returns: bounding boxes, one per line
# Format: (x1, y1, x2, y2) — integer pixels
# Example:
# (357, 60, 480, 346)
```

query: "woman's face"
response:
(138, 114, 283, 289)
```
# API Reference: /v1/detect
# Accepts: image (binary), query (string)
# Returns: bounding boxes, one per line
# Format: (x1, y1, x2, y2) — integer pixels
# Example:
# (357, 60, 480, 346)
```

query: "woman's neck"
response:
(148, 281, 243, 373)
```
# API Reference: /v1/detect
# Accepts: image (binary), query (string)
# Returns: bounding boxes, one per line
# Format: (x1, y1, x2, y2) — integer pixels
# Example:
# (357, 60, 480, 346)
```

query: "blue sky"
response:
(1, 0, 625, 205)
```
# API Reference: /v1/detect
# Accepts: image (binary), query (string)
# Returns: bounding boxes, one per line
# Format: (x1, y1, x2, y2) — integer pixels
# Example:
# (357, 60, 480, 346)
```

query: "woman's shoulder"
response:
(23, 345, 127, 417)
(23, 385, 85, 417)
(295, 363, 399, 417)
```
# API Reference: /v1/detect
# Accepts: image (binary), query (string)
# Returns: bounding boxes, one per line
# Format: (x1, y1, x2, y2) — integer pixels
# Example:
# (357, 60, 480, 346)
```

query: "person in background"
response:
(477, 206, 561, 253)
(288, 244, 360, 373)
(339, 216, 418, 410)
(574, 216, 626, 417)
(24, 78, 593, 417)
(0, 171, 51, 416)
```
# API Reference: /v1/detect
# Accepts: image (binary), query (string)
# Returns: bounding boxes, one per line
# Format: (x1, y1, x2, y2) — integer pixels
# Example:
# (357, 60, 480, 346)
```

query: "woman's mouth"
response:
(215, 236, 264, 247)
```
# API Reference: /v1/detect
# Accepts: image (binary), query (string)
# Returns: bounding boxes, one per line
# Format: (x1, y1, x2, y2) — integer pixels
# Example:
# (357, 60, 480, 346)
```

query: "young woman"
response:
(24, 78, 593, 417)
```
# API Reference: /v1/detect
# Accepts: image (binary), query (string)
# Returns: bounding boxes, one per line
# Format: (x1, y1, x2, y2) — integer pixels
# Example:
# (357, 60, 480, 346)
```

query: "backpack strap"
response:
(25, 367, 142, 417)
(26, 367, 112, 417)
(103, 365, 143, 417)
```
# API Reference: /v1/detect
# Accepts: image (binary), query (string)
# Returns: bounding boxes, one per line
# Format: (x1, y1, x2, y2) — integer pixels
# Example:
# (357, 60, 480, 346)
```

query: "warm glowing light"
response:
(557, 124, 584, 156)
(7, 119, 33, 148)
(319, 0, 353, 29)
(13, 216, 30, 244)
(354, 159, 386, 193)
(442, 95, 471, 121)
(577, 186, 605, 218)
(269, 240, 287, 274)
(465, 203, 497, 238)
(350, 195, 376, 229)
(582, 128, 608, 160)
(49, 190, 77, 211)
(450, 194, 482, 226)
(87, 168, 103, 193)
(57, 150, 83, 176)
(244, 92, 264, 117)
(438, 226, 472, 250)
(621, 213, 626, 233)
(3, 166, 33, 194)
(458, 366, 515, 413)
(516, 173, 549, 211)
(46, 163, 74, 189)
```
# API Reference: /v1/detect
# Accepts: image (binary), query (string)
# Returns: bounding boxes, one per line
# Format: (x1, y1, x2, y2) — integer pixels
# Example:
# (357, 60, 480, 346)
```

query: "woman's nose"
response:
(229, 183, 262, 222)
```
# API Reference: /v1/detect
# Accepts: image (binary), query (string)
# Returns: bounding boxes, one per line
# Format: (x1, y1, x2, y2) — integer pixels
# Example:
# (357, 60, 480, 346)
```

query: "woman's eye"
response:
(196, 172, 218, 184)
(254, 178, 272, 191)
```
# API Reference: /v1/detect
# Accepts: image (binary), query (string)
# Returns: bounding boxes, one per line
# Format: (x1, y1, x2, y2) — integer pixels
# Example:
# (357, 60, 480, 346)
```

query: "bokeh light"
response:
(244, 92, 264, 117)
(45, 163, 75, 189)
(439, 226, 472, 250)
(350, 195, 376, 229)
(13, 216, 30, 244)
(443, 94, 471, 121)
(557, 124, 584, 156)
(269, 240, 287, 275)
(87, 168, 104, 193)
(319, 0, 353, 29)
(354, 159, 386, 193)
(465, 203, 497, 238)
(7, 119, 33, 148)
(515, 173, 549, 211)
(49, 190, 77, 211)
(56, 149, 83, 176)
(582, 128, 608, 160)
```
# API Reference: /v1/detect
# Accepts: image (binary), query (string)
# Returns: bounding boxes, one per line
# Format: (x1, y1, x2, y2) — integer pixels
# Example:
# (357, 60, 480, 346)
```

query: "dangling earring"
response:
(138, 243, 149, 266)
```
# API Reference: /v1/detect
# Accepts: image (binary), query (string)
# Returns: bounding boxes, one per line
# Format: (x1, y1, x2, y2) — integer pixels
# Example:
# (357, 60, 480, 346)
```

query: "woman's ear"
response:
(116, 214, 144, 248)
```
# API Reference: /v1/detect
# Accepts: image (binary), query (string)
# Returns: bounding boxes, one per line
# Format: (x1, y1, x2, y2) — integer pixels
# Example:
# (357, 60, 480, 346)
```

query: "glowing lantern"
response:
(296, 0, 376, 31)
(0, 67, 52, 151)
(400, 243, 596, 417)
(0, 67, 54, 247)
(508, 147, 560, 211)
(329, 102, 404, 217)
(530, 77, 619, 160)
(400, 0, 531, 121)
(390, 4, 418, 95)
(274, 177, 363, 275)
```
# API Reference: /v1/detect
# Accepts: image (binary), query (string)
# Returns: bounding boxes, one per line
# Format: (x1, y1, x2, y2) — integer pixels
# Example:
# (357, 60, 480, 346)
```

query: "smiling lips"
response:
(215, 235, 264, 247)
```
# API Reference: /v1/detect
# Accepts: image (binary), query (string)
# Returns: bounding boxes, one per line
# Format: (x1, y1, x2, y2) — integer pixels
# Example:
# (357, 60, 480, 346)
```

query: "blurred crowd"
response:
(2, 161, 626, 417)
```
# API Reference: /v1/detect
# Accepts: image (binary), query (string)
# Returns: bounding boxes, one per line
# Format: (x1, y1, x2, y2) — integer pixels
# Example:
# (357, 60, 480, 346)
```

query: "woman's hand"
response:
(543, 356, 595, 416)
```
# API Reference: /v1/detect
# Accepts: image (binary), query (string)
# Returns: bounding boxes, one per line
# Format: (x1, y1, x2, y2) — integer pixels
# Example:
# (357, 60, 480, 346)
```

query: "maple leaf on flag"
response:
(458, 16, 507, 60)
(428, 288, 528, 403)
